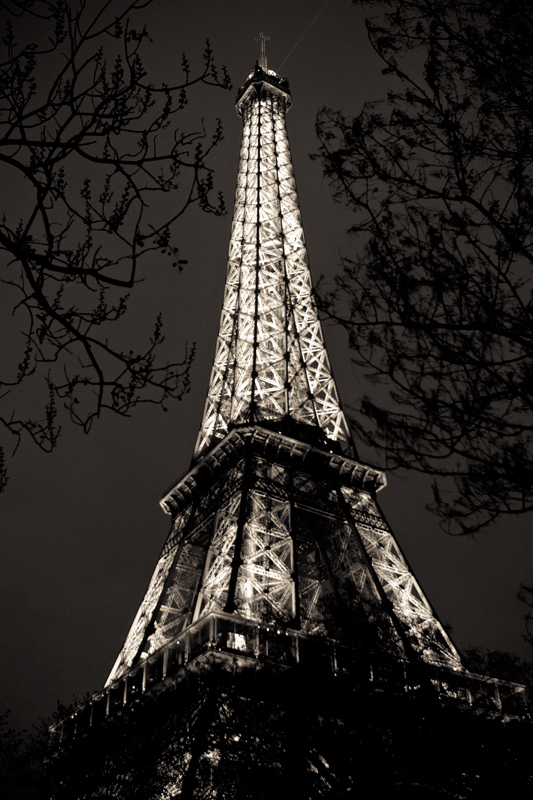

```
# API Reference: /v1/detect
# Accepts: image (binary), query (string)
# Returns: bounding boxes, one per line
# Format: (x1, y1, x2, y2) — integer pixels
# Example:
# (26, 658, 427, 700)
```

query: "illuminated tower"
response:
(105, 56, 460, 686)
(51, 51, 528, 799)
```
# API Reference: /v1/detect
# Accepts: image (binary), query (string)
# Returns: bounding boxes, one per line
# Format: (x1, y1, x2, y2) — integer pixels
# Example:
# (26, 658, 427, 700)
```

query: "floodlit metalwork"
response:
(106, 62, 463, 689)
(107, 433, 461, 684)
(194, 64, 352, 460)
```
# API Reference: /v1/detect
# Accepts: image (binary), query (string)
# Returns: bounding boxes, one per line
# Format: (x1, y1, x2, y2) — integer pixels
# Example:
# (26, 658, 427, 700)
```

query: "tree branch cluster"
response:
(0, 0, 231, 489)
(316, 0, 533, 534)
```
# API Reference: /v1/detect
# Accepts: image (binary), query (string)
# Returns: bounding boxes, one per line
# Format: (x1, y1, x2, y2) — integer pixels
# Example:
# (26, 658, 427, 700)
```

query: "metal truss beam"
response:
(194, 65, 352, 460)
(106, 428, 460, 686)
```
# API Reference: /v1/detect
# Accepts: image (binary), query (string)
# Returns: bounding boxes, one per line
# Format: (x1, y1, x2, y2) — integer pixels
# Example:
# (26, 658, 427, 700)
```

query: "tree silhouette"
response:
(315, 0, 532, 534)
(462, 644, 533, 712)
(48, 659, 533, 799)
(0, 0, 231, 491)
(518, 582, 533, 650)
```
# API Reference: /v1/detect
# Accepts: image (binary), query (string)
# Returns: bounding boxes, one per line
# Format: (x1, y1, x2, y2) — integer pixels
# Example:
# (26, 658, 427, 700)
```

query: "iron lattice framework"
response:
(105, 65, 462, 689)
(106, 426, 461, 686)
(194, 65, 352, 460)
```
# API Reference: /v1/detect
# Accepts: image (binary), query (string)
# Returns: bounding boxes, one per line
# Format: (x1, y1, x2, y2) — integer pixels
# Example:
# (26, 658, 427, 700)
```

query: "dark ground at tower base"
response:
(49, 653, 533, 800)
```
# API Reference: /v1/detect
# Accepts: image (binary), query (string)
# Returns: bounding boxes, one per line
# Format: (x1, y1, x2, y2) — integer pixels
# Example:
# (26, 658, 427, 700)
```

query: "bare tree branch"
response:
(0, 0, 231, 487)
(315, 0, 533, 534)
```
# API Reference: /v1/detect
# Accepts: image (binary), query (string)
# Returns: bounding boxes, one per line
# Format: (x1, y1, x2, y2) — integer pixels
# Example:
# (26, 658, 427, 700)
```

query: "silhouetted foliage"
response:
(519, 582, 533, 650)
(315, 0, 533, 534)
(462, 644, 533, 714)
(0, 710, 27, 798)
(0, 708, 51, 799)
(318, 584, 414, 662)
(0, 0, 231, 491)
(48, 658, 533, 799)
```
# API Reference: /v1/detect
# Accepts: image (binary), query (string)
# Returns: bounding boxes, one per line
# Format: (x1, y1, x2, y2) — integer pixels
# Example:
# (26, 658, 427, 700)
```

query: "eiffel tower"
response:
(51, 46, 528, 799)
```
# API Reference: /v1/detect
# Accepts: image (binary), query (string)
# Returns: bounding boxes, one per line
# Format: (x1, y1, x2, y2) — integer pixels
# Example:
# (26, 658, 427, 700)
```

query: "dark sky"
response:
(1, 0, 532, 734)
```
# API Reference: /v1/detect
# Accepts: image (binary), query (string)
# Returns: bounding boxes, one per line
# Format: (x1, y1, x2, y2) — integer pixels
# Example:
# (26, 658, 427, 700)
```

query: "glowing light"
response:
(194, 75, 351, 458)
(229, 633, 247, 652)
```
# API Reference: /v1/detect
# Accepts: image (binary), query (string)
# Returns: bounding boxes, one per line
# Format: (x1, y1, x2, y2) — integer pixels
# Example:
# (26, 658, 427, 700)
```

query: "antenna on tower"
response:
(256, 32, 269, 70)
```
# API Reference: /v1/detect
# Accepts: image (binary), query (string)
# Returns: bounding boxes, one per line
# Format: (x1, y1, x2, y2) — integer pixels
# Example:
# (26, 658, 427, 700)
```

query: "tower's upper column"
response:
(194, 63, 354, 460)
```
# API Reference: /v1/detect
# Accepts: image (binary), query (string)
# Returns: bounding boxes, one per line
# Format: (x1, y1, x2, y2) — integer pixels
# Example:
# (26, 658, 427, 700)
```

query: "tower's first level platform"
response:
(51, 609, 528, 745)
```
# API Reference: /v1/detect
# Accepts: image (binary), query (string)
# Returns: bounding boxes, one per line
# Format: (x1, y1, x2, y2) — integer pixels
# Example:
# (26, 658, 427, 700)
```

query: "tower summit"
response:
(51, 55, 528, 798)
(194, 57, 352, 461)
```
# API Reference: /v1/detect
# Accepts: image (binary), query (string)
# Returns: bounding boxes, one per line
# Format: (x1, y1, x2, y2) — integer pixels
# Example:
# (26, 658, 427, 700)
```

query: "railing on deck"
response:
(51, 611, 528, 742)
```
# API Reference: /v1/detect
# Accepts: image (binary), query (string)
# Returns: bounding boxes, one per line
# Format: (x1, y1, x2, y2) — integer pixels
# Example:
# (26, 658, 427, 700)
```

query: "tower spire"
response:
(255, 31, 269, 70)
(194, 61, 353, 461)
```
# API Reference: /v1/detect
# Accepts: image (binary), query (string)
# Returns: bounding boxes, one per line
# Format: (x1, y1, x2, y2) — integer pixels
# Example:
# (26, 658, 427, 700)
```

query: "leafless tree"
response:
(0, 0, 231, 490)
(315, 0, 532, 534)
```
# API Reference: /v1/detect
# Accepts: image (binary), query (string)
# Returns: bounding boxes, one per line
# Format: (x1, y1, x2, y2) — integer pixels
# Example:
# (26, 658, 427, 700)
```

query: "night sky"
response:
(1, 0, 532, 735)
